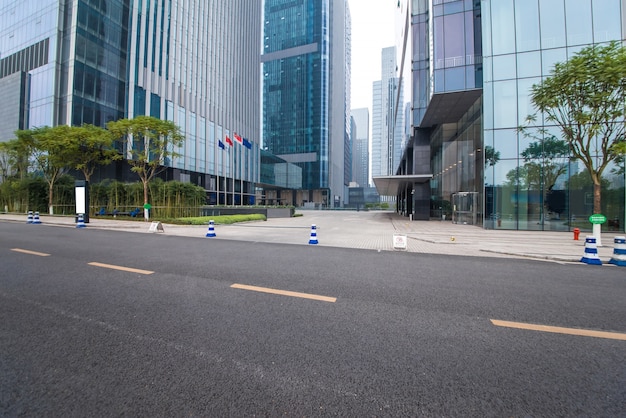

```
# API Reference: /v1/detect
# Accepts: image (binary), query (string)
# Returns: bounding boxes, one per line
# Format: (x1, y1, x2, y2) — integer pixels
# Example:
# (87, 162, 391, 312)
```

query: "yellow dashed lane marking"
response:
(491, 319, 626, 341)
(11, 248, 51, 257)
(231, 283, 336, 303)
(88, 262, 154, 275)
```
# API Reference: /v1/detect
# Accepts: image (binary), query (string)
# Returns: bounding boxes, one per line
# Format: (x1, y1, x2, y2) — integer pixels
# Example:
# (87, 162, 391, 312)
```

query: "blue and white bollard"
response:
(205, 220, 216, 237)
(76, 213, 87, 228)
(32, 211, 42, 224)
(308, 224, 318, 245)
(26, 211, 33, 224)
(608, 236, 626, 267)
(580, 236, 602, 265)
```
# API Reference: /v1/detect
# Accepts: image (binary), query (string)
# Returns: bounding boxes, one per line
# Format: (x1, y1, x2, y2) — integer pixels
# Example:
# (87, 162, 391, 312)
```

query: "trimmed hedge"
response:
(157, 214, 266, 225)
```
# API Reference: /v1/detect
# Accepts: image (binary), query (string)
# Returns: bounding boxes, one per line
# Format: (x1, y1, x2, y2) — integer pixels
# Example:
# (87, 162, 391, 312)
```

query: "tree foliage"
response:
(522, 41, 626, 214)
(64, 124, 118, 182)
(16, 126, 75, 211)
(1, 134, 34, 180)
(107, 116, 184, 207)
(1, 118, 184, 214)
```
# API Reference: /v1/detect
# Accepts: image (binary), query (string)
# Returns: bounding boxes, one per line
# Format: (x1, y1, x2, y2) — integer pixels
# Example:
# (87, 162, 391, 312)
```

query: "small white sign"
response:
(149, 221, 164, 233)
(75, 187, 86, 214)
(393, 234, 407, 250)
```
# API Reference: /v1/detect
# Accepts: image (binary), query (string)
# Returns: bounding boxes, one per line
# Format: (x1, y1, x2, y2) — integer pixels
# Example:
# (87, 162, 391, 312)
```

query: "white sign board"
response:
(393, 234, 407, 250)
(149, 221, 164, 233)
(75, 186, 86, 214)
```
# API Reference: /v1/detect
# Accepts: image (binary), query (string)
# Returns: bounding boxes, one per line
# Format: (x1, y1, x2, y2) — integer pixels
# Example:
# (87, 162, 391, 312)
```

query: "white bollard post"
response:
(608, 236, 626, 266)
(580, 236, 602, 265)
(308, 224, 318, 245)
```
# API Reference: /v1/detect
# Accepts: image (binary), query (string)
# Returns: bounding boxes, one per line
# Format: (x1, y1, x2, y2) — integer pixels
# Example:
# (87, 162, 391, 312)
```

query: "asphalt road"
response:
(1, 223, 625, 417)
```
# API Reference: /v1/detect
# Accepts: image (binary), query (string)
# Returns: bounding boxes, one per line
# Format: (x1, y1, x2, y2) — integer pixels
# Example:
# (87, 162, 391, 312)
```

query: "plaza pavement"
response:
(1, 210, 623, 264)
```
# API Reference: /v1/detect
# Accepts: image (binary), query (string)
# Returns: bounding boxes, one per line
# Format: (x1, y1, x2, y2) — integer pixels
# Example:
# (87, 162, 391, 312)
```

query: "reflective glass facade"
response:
(0, 0, 61, 131)
(0, 0, 262, 205)
(69, 0, 130, 127)
(350, 107, 369, 188)
(262, 0, 349, 207)
(395, 0, 625, 231)
(482, 0, 625, 231)
(126, 1, 262, 204)
(263, 0, 329, 192)
(372, 47, 405, 186)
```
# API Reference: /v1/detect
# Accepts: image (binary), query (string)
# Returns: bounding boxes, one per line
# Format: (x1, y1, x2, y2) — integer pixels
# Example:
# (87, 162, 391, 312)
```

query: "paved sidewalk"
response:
(1, 211, 622, 264)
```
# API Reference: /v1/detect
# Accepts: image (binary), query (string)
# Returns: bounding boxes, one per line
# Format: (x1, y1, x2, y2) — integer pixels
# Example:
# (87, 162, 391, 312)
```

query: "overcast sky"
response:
(349, 0, 398, 112)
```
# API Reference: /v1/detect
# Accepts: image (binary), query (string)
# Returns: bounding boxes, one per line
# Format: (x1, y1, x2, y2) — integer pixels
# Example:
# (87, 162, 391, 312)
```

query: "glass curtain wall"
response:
(71, 0, 130, 127)
(431, 98, 482, 223)
(483, 0, 625, 231)
(262, 0, 329, 191)
(425, 0, 483, 222)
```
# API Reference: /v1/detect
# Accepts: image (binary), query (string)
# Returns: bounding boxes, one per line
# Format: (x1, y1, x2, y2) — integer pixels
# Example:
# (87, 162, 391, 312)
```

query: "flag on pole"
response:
(218, 140, 225, 150)
(225, 136, 233, 146)
(234, 132, 243, 145)
(243, 138, 252, 149)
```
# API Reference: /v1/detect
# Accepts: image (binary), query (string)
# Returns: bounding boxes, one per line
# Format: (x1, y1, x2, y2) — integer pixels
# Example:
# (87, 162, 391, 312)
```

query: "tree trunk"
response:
(143, 180, 149, 205)
(593, 180, 601, 215)
(143, 179, 149, 221)
(48, 182, 54, 214)
(592, 179, 603, 244)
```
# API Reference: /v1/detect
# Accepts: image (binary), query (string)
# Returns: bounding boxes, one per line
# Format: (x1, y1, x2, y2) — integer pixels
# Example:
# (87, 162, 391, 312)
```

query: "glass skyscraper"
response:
(0, 0, 262, 205)
(350, 107, 369, 188)
(262, 0, 350, 208)
(372, 47, 405, 181)
(385, 0, 625, 231)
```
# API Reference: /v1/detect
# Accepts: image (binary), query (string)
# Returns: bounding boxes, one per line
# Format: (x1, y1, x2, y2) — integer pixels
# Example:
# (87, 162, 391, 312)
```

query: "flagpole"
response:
(240, 146, 243, 206)
(240, 145, 243, 205)
(217, 142, 224, 205)
(221, 144, 224, 205)
(228, 139, 231, 205)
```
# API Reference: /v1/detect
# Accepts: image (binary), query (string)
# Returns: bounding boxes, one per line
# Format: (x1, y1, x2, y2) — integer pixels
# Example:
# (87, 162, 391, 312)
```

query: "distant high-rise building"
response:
(0, 0, 262, 205)
(371, 46, 404, 191)
(262, 0, 350, 208)
(350, 108, 369, 188)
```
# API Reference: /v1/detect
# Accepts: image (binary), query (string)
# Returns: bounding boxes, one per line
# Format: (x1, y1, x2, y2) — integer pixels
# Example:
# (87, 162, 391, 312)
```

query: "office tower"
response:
(0, 0, 262, 205)
(371, 46, 404, 186)
(262, 0, 350, 208)
(350, 108, 369, 188)
(387, 0, 625, 229)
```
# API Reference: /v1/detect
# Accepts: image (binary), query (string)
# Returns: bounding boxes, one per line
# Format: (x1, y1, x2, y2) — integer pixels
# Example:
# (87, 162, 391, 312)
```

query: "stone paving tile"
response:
(1, 211, 622, 263)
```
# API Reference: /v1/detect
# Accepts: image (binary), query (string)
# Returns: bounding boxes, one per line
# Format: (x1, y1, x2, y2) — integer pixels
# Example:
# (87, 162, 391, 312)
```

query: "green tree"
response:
(522, 41, 626, 214)
(0, 138, 34, 211)
(2, 134, 34, 180)
(20, 126, 75, 212)
(65, 124, 118, 182)
(0, 142, 11, 182)
(612, 141, 626, 155)
(107, 116, 184, 210)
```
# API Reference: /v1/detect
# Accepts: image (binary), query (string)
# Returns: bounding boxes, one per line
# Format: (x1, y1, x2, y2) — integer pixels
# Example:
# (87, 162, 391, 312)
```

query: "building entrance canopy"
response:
(372, 174, 433, 197)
